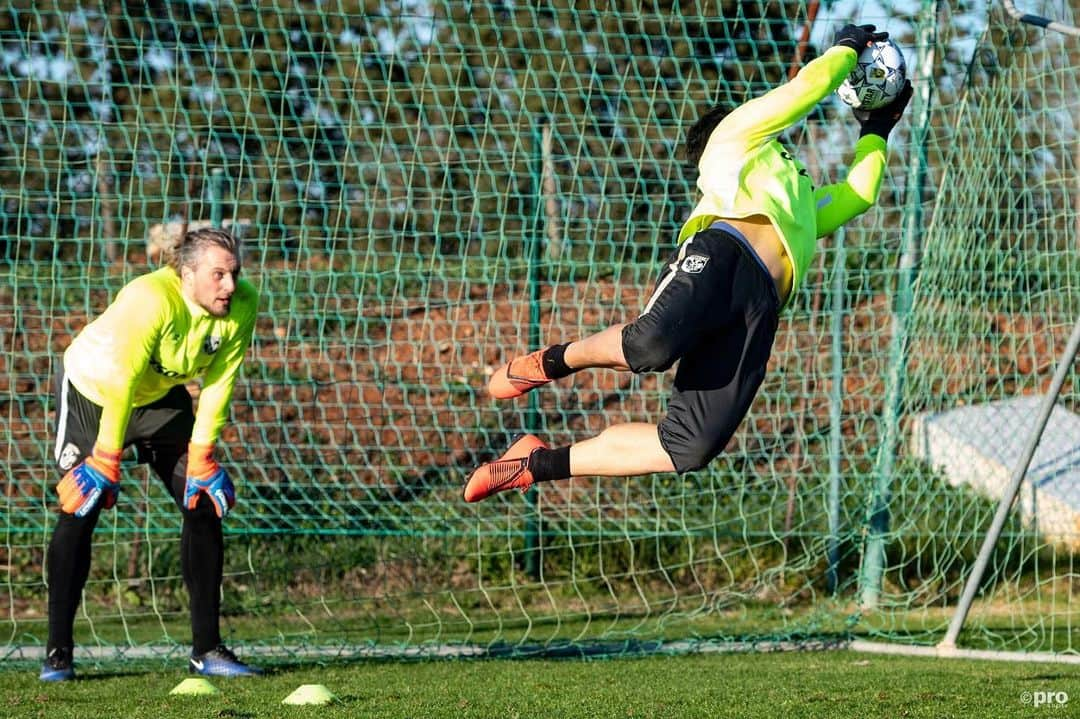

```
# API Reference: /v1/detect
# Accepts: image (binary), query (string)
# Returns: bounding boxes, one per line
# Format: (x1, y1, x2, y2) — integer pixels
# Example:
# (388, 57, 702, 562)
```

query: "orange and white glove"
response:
(57, 444, 121, 517)
(183, 443, 236, 519)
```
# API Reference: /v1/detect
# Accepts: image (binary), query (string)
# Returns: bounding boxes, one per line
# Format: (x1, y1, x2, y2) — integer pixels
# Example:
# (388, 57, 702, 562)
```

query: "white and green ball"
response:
(837, 39, 907, 111)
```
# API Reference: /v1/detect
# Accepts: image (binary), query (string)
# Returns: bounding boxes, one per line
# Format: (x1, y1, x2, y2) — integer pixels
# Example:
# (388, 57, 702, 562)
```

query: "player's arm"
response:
(703, 25, 887, 158)
(190, 287, 258, 447)
(83, 280, 168, 451)
(184, 284, 258, 519)
(812, 134, 887, 236)
(814, 80, 914, 237)
(713, 46, 857, 152)
(58, 282, 166, 516)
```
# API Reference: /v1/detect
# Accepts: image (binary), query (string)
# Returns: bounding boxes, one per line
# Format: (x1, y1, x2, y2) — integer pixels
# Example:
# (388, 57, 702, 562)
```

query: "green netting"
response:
(1, 0, 1077, 664)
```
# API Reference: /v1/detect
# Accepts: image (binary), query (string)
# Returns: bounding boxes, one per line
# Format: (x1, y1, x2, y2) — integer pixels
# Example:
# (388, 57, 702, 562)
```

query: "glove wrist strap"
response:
(187, 442, 218, 476)
(91, 444, 122, 475)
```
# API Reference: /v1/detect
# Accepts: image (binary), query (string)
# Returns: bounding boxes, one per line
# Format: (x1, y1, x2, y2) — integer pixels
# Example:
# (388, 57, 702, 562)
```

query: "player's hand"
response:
(57, 445, 121, 517)
(183, 442, 236, 519)
(855, 80, 914, 139)
(833, 24, 888, 52)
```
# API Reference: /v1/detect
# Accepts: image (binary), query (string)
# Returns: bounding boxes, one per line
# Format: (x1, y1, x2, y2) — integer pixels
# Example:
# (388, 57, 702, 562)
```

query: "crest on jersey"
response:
(203, 335, 222, 354)
(59, 443, 81, 471)
(681, 255, 709, 274)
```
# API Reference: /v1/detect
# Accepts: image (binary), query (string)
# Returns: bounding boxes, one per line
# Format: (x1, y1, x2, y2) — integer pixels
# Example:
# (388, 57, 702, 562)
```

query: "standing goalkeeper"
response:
(40, 227, 261, 681)
(465, 25, 913, 501)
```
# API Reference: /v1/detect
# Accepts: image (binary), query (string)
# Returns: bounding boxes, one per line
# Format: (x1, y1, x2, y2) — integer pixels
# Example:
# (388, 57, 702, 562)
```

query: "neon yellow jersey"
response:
(63, 267, 259, 451)
(680, 46, 889, 304)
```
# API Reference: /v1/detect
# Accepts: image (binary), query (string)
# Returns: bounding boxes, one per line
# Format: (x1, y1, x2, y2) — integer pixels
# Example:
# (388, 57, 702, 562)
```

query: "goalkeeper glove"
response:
(57, 445, 121, 517)
(832, 24, 888, 52)
(855, 80, 914, 139)
(183, 442, 236, 519)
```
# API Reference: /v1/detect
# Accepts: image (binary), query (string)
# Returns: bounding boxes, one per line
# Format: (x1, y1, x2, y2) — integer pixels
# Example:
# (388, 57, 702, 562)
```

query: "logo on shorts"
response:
(202, 335, 222, 354)
(681, 255, 709, 273)
(59, 443, 81, 471)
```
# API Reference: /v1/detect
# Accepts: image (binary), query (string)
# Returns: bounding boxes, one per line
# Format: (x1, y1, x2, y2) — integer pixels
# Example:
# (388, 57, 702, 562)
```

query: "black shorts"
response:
(53, 365, 195, 501)
(621, 223, 780, 473)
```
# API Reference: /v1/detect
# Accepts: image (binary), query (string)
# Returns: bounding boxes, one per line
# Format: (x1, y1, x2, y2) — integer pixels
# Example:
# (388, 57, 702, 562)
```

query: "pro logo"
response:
(59, 443, 81, 471)
(681, 255, 709, 274)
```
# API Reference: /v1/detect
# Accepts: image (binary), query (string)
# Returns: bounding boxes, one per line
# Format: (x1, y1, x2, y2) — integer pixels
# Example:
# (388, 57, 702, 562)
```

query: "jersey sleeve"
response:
(708, 46, 857, 153)
(812, 133, 888, 237)
(88, 282, 168, 451)
(190, 284, 259, 446)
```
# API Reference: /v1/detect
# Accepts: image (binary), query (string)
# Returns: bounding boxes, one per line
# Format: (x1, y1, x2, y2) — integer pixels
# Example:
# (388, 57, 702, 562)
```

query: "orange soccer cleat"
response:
(487, 348, 554, 399)
(463, 434, 548, 502)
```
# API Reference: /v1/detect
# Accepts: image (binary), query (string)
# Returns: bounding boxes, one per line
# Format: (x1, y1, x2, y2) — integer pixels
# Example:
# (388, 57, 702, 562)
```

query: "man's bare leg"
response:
(463, 422, 675, 502)
(569, 422, 675, 476)
(488, 322, 631, 399)
(469, 325, 677, 502)
(563, 323, 630, 371)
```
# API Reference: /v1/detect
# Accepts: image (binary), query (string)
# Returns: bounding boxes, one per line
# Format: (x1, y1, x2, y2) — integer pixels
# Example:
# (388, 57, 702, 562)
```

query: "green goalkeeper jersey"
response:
(64, 267, 258, 451)
(679, 45, 888, 305)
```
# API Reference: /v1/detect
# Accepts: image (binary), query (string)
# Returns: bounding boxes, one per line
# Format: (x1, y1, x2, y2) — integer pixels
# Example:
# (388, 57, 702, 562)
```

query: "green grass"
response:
(2, 650, 1072, 718)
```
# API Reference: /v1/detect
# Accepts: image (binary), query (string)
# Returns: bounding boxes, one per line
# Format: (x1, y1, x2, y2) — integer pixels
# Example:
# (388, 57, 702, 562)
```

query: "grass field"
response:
(2, 649, 1073, 718)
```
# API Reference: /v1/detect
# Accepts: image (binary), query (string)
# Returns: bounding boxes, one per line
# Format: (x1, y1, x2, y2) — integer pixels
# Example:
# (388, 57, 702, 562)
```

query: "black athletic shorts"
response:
(621, 222, 781, 473)
(53, 364, 195, 497)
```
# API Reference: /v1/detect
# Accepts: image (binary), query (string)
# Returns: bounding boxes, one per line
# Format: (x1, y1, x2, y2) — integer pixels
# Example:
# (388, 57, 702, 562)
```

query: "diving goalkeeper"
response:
(465, 25, 913, 501)
(40, 228, 261, 680)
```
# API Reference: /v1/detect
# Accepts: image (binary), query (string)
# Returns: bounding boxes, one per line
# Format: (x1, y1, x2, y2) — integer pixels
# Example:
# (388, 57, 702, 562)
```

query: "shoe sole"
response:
(39, 670, 75, 682)
(190, 658, 263, 676)
(190, 665, 263, 677)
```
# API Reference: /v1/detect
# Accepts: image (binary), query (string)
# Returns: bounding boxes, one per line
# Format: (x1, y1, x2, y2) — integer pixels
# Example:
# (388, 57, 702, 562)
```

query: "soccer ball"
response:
(837, 39, 907, 111)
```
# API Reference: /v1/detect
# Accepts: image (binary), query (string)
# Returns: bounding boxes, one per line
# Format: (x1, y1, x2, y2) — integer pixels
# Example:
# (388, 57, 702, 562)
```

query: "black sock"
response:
(46, 510, 101, 653)
(542, 344, 574, 379)
(182, 505, 224, 655)
(528, 446, 572, 483)
(170, 454, 224, 655)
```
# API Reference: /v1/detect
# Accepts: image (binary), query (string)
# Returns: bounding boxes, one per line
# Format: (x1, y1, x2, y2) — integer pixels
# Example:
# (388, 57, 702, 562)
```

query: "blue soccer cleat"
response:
(188, 645, 263, 677)
(39, 646, 75, 682)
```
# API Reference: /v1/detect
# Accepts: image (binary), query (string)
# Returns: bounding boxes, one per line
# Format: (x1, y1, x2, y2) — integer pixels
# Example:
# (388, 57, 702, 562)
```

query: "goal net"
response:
(1, 0, 1076, 664)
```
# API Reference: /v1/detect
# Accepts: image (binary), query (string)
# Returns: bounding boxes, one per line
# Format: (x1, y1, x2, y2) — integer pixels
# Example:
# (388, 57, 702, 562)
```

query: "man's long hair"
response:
(166, 227, 241, 275)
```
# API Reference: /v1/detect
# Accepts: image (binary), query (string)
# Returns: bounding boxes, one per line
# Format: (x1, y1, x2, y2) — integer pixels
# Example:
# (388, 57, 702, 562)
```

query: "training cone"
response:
(282, 684, 337, 706)
(170, 677, 219, 696)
